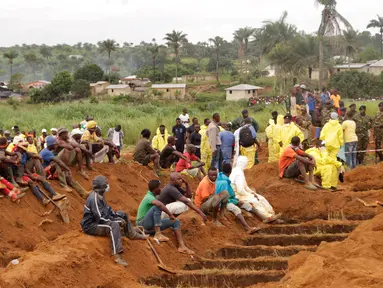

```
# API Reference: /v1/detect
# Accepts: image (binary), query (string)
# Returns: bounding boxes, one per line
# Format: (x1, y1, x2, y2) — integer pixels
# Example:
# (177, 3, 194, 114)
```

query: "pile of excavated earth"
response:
(1, 154, 383, 288)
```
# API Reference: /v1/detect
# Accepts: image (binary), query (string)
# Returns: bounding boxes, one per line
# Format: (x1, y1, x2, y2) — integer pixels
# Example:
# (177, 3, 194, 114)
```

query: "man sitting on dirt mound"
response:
(216, 163, 261, 234)
(136, 179, 194, 255)
(81, 175, 148, 267)
(194, 167, 229, 227)
(279, 136, 318, 190)
(159, 136, 189, 170)
(156, 172, 207, 224)
(230, 156, 283, 224)
(134, 129, 161, 177)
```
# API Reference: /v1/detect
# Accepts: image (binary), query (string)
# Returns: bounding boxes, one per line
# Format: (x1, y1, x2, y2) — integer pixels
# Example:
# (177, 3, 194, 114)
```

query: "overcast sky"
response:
(1, 0, 382, 47)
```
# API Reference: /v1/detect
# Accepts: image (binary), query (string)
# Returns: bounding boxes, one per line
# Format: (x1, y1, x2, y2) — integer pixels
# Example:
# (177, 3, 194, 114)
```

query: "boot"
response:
(114, 254, 128, 267)
(60, 185, 73, 193)
(125, 220, 148, 240)
(42, 199, 50, 206)
(42, 182, 66, 200)
(70, 181, 89, 199)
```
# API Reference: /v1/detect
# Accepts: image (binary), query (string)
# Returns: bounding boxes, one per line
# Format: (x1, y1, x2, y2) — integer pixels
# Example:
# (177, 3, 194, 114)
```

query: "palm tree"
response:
(316, 0, 352, 88)
(342, 29, 358, 69)
(3, 50, 19, 78)
(233, 27, 255, 76)
(147, 43, 165, 81)
(164, 30, 188, 82)
(367, 15, 383, 58)
(98, 39, 119, 82)
(208, 36, 224, 82)
(24, 52, 39, 79)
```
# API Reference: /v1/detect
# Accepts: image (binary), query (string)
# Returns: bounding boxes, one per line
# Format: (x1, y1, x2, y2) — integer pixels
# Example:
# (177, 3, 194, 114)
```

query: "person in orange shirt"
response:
(194, 168, 229, 226)
(279, 136, 317, 190)
(330, 89, 341, 109)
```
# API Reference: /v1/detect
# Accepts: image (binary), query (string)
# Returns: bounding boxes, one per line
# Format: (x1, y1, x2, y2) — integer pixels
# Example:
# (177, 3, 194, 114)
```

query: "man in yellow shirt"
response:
(152, 125, 169, 152)
(276, 115, 304, 153)
(26, 135, 38, 154)
(200, 118, 212, 170)
(342, 111, 358, 169)
(330, 89, 341, 109)
(81, 121, 109, 163)
(320, 112, 344, 160)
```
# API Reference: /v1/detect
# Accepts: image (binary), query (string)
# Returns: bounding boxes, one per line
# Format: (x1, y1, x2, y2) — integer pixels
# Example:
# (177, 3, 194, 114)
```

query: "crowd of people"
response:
(1, 90, 383, 267)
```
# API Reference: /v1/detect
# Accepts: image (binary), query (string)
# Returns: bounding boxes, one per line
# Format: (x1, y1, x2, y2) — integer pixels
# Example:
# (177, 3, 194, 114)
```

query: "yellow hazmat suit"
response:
(306, 147, 342, 188)
(151, 127, 169, 151)
(240, 145, 256, 169)
(272, 115, 285, 159)
(265, 119, 277, 163)
(320, 119, 344, 160)
(276, 122, 304, 154)
(200, 125, 212, 170)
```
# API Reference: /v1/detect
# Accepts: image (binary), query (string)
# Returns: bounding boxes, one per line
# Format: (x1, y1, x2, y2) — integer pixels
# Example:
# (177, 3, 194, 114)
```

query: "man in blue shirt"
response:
(307, 93, 317, 122)
(320, 88, 330, 107)
(215, 163, 260, 234)
(219, 123, 235, 164)
(40, 136, 88, 197)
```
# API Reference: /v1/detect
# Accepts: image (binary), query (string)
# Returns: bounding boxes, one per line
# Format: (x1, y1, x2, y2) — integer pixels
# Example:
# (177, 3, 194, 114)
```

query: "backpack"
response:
(239, 126, 255, 147)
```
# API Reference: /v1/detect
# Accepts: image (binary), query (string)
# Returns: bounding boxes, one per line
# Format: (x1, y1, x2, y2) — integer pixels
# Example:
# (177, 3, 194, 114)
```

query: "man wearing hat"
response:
(81, 120, 109, 163)
(320, 112, 344, 160)
(321, 101, 336, 127)
(56, 127, 91, 180)
(81, 175, 147, 267)
(39, 129, 48, 151)
(50, 128, 58, 137)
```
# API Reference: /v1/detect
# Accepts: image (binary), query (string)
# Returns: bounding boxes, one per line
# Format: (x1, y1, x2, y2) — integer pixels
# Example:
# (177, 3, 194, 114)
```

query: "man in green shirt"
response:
(136, 180, 195, 255)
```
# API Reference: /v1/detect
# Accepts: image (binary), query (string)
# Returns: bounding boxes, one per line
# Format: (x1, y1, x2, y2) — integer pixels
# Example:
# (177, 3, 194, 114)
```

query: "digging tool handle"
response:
(37, 187, 62, 210)
(147, 238, 164, 266)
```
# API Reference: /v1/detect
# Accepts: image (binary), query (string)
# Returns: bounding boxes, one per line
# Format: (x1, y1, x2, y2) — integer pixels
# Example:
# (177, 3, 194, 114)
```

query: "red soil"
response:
(1, 155, 383, 287)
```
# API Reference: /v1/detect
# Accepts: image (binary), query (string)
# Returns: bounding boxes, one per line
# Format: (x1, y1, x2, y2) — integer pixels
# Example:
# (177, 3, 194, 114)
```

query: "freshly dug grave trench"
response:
(243, 233, 348, 247)
(183, 257, 288, 271)
(257, 223, 358, 235)
(142, 270, 285, 288)
(216, 245, 317, 259)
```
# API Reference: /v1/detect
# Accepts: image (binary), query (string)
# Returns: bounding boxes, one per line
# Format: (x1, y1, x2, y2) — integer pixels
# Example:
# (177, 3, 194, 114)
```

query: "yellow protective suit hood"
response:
(320, 120, 344, 150)
(152, 127, 169, 151)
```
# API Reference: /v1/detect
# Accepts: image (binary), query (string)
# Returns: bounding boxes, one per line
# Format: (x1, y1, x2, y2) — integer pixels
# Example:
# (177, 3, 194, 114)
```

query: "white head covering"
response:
(71, 128, 83, 137)
(13, 136, 25, 145)
(51, 128, 58, 132)
(330, 112, 339, 120)
(42, 129, 47, 133)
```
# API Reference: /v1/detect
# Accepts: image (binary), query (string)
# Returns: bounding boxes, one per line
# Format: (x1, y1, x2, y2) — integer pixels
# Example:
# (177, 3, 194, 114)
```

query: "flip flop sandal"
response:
(247, 227, 262, 235)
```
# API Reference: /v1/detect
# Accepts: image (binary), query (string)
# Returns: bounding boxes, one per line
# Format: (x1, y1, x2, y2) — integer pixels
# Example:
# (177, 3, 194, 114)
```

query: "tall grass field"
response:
(0, 95, 380, 146)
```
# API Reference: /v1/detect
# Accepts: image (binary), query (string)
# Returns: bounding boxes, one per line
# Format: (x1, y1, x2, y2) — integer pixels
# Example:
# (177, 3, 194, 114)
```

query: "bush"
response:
(103, 72, 120, 84)
(74, 64, 104, 83)
(329, 71, 383, 99)
(51, 71, 73, 96)
(89, 96, 99, 104)
(71, 79, 91, 99)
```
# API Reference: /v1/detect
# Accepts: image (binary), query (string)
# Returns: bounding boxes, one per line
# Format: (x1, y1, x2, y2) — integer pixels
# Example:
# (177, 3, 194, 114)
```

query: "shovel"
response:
(137, 227, 176, 274)
(37, 186, 70, 223)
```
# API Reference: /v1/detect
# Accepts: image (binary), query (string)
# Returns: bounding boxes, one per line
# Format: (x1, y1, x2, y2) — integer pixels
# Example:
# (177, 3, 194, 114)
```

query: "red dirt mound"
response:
(1, 156, 383, 287)
(345, 162, 383, 192)
(262, 213, 383, 288)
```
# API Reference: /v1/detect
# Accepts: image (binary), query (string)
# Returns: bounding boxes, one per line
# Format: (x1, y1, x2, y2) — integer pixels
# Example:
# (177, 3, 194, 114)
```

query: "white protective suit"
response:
(229, 156, 276, 219)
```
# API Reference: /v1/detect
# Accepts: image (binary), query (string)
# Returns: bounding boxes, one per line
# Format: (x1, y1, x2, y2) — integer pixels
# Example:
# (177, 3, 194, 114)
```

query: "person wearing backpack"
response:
(234, 118, 260, 169)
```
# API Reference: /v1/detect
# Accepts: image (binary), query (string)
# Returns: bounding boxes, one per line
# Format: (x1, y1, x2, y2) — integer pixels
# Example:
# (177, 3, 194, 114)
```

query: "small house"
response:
(225, 84, 264, 101)
(368, 60, 383, 76)
(26, 80, 50, 90)
(0, 86, 12, 99)
(90, 81, 109, 96)
(106, 84, 131, 96)
(152, 84, 186, 100)
(333, 63, 369, 73)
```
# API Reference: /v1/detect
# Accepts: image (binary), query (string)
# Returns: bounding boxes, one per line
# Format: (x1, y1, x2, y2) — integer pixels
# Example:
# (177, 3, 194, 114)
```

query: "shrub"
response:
(89, 96, 99, 104)
(329, 71, 383, 99)
(71, 79, 91, 99)
(74, 64, 104, 83)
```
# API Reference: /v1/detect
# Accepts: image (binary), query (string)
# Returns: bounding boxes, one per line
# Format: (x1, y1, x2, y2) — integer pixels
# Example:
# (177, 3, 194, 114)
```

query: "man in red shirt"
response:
(279, 136, 317, 190)
(176, 144, 206, 180)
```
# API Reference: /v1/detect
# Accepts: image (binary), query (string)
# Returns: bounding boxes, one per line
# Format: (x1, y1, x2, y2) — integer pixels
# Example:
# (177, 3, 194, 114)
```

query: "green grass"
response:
(0, 98, 379, 146)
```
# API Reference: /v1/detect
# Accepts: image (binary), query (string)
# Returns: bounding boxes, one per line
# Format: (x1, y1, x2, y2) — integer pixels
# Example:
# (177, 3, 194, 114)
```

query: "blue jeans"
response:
(211, 146, 223, 171)
(345, 141, 357, 169)
(221, 146, 232, 164)
(136, 206, 180, 234)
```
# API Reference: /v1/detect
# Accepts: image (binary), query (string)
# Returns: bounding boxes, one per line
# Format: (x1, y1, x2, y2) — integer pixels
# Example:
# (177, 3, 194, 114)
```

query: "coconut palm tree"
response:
(208, 36, 224, 82)
(164, 30, 188, 82)
(147, 43, 165, 81)
(342, 29, 358, 69)
(316, 0, 352, 87)
(3, 50, 19, 78)
(233, 27, 255, 75)
(367, 15, 383, 58)
(98, 39, 119, 82)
